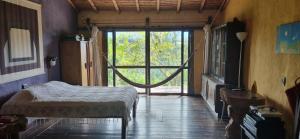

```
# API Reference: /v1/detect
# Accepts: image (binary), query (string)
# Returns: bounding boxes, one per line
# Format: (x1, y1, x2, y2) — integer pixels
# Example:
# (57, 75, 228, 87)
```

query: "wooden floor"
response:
(21, 95, 226, 139)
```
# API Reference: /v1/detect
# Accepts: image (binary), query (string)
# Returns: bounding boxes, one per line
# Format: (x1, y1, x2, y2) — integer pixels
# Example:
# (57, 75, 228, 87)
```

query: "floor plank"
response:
(21, 95, 226, 139)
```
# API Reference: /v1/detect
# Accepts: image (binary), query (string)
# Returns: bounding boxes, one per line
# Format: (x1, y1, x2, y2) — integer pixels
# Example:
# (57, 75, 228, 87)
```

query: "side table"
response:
(220, 88, 265, 139)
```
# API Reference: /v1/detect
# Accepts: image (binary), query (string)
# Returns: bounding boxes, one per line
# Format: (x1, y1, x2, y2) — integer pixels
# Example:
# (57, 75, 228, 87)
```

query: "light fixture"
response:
(236, 32, 247, 42)
(235, 32, 247, 90)
(46, 56, 58, 68)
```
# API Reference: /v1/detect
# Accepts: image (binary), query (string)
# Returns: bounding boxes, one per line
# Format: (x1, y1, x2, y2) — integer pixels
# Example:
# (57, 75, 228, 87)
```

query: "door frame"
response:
(105, 28, 193, 95)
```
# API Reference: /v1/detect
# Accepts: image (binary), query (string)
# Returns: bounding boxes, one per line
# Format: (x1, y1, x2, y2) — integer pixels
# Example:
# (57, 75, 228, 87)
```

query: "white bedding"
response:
(0, 81, 138, 124)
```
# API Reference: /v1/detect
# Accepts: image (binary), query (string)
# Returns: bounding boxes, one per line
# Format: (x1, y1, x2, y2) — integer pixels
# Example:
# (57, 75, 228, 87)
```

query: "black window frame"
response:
(105, 29, 192, 95)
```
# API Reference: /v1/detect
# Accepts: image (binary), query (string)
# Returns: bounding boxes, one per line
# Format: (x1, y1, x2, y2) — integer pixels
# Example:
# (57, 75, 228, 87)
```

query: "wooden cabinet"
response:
(60, 41, 93, 86)
(209, 18, 245, 86)
(202, 18, 245, 118)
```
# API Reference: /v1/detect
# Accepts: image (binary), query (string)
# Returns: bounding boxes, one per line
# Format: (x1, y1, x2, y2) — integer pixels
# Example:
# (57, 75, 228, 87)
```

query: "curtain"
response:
(89, 26, 103, 86)
(203, 24, 211, 74)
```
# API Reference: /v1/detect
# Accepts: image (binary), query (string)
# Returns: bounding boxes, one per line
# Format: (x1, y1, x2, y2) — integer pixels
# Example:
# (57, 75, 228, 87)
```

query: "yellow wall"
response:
(194, 30, 204, 95)
(218, 0, 300, 137)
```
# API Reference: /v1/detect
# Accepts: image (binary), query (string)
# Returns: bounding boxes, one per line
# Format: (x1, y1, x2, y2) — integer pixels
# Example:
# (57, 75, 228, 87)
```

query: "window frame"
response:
(105, 29, 192, 95)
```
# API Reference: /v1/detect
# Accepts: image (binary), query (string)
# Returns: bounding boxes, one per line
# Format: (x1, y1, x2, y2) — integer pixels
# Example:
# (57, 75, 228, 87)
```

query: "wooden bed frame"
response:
(7, 101, 137, 139)
(121, 101, 137, 139)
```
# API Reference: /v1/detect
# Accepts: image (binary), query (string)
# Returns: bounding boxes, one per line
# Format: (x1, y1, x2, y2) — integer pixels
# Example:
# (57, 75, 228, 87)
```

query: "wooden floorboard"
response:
(21, 95, 226, 139)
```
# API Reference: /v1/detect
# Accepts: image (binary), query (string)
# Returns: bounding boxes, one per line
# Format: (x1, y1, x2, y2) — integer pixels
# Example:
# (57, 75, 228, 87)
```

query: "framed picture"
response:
(0, 0, 45, 84)
(276, 21, 300, 54)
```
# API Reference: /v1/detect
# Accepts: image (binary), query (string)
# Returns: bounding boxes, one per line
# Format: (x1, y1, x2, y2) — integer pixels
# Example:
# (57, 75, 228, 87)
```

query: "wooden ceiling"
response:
(69, 0, 227, 13)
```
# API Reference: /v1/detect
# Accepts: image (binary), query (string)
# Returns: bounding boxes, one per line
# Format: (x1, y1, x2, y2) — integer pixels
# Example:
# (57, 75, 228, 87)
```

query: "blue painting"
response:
(276, 22, 300, 54)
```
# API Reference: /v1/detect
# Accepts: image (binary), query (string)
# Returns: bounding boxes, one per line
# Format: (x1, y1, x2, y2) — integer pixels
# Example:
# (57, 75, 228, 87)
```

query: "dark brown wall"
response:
(0, 0, 77, 105)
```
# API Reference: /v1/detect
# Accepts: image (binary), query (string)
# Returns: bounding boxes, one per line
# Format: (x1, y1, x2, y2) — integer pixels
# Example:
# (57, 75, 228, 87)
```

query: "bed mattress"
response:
(0, 81, 138, 124)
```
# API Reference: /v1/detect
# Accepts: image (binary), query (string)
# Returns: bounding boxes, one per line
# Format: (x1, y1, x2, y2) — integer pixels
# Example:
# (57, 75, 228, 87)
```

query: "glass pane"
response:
(116, 32, 145, 66)
(211, 31, 216, 75)
(183, 69, 188, 94)
(184, 31, 189, 67)
(220, 28, 226, 79)
(107, 32, 113, 65)
(108, 68, 114, 87)
(115, 68, 145, 93)
(150, 31, 182, 66)
(150, 68, 181, 93)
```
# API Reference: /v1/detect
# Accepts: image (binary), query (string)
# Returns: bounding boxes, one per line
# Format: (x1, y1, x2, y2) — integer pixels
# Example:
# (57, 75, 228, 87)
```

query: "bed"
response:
(0, 81, 138, 139)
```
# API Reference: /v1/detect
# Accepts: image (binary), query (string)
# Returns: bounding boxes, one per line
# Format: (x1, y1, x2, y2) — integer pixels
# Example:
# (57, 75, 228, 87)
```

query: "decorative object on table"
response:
(241, 105, 285, 139)
(276, 21, 300, 54)
(233, 31, 247, 91)
(0, 0, 45, 84)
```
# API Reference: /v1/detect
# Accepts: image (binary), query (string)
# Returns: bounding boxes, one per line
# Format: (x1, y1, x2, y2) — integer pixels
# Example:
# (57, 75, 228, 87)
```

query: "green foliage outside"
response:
(107, 31, 189, 92)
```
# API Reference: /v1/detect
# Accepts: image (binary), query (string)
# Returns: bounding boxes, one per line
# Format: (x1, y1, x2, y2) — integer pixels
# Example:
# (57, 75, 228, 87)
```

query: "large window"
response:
(107, 30, 191, 94)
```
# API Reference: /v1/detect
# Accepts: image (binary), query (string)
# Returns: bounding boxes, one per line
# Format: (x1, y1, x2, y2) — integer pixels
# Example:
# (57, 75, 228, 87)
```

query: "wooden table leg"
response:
(121, 118, 127, 139)
(225, 105, 249, 139)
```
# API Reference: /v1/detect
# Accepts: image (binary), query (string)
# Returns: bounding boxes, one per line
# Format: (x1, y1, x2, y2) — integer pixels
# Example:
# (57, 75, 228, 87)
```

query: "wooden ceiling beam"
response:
(87, 0, 97, 11)
(177, 0, 182, 13)
(136, 0, 140, 12)
(112, 0, 120, 13)
(211, 0, 230, 25)
(67, 0, 77, 10)
(199, 0, 207, 12)
(156, 0, 160, 13)
(221, 0, 230, 11)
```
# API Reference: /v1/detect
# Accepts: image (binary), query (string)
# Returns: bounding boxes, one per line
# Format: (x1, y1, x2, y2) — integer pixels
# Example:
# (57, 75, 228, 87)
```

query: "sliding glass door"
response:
(107, 31, 146, 93)
(150, 31, 183, 93)
(107, 30, 191, 94)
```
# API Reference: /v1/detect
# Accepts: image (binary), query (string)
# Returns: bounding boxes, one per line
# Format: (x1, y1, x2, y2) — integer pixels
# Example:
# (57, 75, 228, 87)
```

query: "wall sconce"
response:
(46, 56, 58, 68)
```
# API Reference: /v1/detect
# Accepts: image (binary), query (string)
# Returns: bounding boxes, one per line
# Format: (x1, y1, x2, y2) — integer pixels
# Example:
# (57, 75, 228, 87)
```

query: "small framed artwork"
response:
(0, 0, 45, 84)
(276, 21, 300, 54)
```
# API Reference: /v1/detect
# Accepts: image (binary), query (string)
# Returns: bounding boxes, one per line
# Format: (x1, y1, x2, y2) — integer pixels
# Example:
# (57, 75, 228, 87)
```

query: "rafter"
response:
(67, 0, 76, 10)
(87, 0, 97, 11)
(135, 0, 140, 12)
(112, 0, 120, 13)
(156, 0, 160, 13)
(211, 0, 230, 24)
(221, 0, 230, 11)
(199, 0, 207, 12)
(177, 0, 182, 13)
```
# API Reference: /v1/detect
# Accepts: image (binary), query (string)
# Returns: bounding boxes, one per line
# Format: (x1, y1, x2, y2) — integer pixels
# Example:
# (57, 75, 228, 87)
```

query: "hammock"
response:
(104, 53, 193, 88)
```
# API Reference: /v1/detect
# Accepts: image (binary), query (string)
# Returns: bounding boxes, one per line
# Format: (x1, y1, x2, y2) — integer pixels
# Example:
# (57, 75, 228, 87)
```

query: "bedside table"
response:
(220, 88, 265, 139)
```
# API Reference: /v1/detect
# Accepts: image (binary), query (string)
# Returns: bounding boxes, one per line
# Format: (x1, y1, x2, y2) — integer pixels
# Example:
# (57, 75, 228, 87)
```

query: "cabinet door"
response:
(61, 41, 82, 85)
(80, 41, 88, 86)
